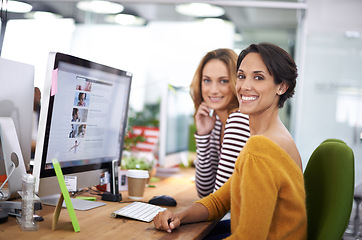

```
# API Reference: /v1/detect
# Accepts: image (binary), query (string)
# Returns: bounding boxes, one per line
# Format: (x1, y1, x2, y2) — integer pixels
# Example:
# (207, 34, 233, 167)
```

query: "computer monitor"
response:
(0, 57, 34, 200)
(158, 85, 194, 169)
(32, 52, 132, 208)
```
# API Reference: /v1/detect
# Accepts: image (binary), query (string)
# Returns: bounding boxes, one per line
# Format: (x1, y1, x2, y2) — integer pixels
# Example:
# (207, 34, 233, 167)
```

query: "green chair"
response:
(304, 139, 355, 240)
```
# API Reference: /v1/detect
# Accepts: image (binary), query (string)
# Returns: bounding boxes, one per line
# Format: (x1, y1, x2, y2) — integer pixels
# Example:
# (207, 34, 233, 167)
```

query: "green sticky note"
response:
(52, 158, 80, 232)
(76, 196, 96, 201)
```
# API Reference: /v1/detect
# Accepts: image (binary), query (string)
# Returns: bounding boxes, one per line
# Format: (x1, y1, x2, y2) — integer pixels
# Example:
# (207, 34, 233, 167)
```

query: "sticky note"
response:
(75, 196, 97, 201)
(51, 68, 58, 96)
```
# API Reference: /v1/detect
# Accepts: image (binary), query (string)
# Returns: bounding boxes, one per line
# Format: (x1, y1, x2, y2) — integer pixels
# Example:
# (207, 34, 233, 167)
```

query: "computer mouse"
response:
(148, 195, 177, 206)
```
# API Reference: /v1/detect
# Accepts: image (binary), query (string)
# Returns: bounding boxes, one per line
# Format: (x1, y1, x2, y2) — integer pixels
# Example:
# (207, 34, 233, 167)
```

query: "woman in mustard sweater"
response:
(153, 43, 307, 239)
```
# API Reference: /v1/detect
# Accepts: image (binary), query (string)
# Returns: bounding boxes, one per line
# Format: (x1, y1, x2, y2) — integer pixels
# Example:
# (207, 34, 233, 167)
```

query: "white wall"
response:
(294, 0, 362, 184)
(3, 19, 235, 113)
(2, 19, 75, 90)
(306, 0, 362, 34)
(70, 20, 235, 111)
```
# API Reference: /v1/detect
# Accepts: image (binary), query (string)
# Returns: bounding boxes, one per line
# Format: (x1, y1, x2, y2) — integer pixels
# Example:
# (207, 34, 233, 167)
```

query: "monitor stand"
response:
(40, 193, 105, 211)
(0, 117, 27, 200)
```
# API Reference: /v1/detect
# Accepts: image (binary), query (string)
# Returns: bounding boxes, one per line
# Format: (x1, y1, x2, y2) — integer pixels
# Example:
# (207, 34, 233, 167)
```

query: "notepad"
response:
(111, 202, 166, 222)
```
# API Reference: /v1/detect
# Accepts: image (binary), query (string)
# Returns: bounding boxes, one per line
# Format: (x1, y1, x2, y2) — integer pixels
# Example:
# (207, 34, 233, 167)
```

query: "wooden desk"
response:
(1, 167, 218, 239)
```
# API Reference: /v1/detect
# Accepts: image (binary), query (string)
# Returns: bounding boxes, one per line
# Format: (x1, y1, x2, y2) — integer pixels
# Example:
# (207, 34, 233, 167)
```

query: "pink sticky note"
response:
(51, 68, 58, 96)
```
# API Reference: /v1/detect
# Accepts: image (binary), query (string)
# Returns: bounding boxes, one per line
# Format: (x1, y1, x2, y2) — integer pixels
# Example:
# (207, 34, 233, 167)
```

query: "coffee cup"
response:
(126, 170, 149, 200)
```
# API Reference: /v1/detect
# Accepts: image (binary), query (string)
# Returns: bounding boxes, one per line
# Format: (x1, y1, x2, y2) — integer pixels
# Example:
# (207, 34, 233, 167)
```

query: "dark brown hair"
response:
(237, 43, 297, 108)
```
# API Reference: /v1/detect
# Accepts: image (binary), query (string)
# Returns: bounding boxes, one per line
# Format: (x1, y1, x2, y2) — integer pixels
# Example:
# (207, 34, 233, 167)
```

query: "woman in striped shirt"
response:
(190, 48, 250, 198)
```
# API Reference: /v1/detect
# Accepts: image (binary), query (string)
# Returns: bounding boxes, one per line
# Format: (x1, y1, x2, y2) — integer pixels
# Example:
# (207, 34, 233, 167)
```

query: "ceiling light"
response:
(175, 3, 225, 17)
(195, 16, 233, 28)
(77, 0, 124, 14)
(201, 18, 227, 24)
(105, 14, 146, 26)
(25, 11, 62, 20)
(7, 0, 33, 13)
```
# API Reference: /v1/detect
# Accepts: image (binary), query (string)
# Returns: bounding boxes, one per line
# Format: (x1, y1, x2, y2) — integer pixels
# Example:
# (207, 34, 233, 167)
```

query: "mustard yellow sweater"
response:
(196, 135, 307, 239)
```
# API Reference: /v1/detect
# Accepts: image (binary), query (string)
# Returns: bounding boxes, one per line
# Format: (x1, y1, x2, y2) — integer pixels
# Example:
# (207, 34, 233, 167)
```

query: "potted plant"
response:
(121, 126, 157, 181)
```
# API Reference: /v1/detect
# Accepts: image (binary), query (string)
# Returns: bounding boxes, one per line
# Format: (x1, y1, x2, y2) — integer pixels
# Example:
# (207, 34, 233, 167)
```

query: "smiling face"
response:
(236, 52, 287, 116)
(73, 109, 79, 121)
(201, 59, 234, 111)
(79, 93, 85, 105)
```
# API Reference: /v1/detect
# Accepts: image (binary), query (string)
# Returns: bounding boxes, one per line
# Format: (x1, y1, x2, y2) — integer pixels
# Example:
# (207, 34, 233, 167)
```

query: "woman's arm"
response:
(154, 172, 232, 233)
(193, 102, 221, 197)
(214, 111, 249, 191)
(194, 123, 221, 198)
(153, 203, 209, 233)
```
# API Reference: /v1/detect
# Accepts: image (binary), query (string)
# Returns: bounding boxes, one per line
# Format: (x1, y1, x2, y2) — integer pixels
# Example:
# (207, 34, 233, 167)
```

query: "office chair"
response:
(304, 139, 354, 240)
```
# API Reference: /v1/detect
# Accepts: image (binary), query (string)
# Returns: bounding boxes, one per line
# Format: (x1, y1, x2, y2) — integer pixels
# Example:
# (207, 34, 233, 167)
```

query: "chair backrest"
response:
(304, 139, 354, 240)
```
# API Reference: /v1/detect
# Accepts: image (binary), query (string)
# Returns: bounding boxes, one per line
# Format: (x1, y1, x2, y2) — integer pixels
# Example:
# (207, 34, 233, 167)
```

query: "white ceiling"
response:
(6, 1, 305, 49)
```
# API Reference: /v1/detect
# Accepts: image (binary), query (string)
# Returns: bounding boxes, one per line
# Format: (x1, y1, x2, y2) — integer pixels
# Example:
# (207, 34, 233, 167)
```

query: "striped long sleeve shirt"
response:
(194, 111, 250, 198)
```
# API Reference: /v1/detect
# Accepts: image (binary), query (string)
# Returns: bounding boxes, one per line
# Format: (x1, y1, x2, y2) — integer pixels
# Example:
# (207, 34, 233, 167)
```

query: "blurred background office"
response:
(0, 0, 361, 183)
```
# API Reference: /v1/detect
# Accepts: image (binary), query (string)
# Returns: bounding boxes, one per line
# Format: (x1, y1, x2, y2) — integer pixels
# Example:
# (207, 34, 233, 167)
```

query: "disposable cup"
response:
(127, 170, 149, 200)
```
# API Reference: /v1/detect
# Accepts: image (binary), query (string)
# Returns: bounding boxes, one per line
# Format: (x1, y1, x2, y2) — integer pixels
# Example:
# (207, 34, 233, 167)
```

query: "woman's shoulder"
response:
(273, 134, 302, 169)
(243, 135, 290, 158)
(244, 135, 273, 149)
(225, 111, 250, 135)
(228, 110, 248, 119)
(246, 135, 302, 170)
(226, 110, 249, 125)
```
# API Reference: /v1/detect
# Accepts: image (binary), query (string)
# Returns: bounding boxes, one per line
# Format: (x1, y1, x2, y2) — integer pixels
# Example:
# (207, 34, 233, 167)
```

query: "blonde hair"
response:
(190, 48, 239, 117)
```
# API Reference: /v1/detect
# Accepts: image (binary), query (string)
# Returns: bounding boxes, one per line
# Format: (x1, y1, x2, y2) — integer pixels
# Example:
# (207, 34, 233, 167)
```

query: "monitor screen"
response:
(33, 52, 132, 198)
(158, 85, 194, 168)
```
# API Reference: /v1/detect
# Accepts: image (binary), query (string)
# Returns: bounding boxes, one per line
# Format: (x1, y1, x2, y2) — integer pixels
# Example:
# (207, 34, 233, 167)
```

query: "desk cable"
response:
(0, 162, 15, 200)
(70, 187, 123, 202)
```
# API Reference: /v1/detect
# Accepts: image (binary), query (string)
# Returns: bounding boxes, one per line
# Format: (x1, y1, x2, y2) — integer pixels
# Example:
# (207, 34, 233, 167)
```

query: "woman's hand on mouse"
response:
(195, 102, 216, 135)
(153, 210, 181, 233)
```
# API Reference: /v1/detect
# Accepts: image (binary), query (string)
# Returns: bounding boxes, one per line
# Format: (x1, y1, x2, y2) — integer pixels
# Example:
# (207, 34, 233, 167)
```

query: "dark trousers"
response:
(203, 219, 231, 240)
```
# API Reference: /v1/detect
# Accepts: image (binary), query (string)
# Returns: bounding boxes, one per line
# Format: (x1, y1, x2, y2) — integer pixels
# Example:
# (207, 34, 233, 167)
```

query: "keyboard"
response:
(111, 201, 167, 222)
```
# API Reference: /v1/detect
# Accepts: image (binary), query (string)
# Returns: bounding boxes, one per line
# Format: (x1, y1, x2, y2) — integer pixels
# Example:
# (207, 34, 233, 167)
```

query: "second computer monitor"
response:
(33, 52, 132, 198)
(0, 57, 34, 200)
